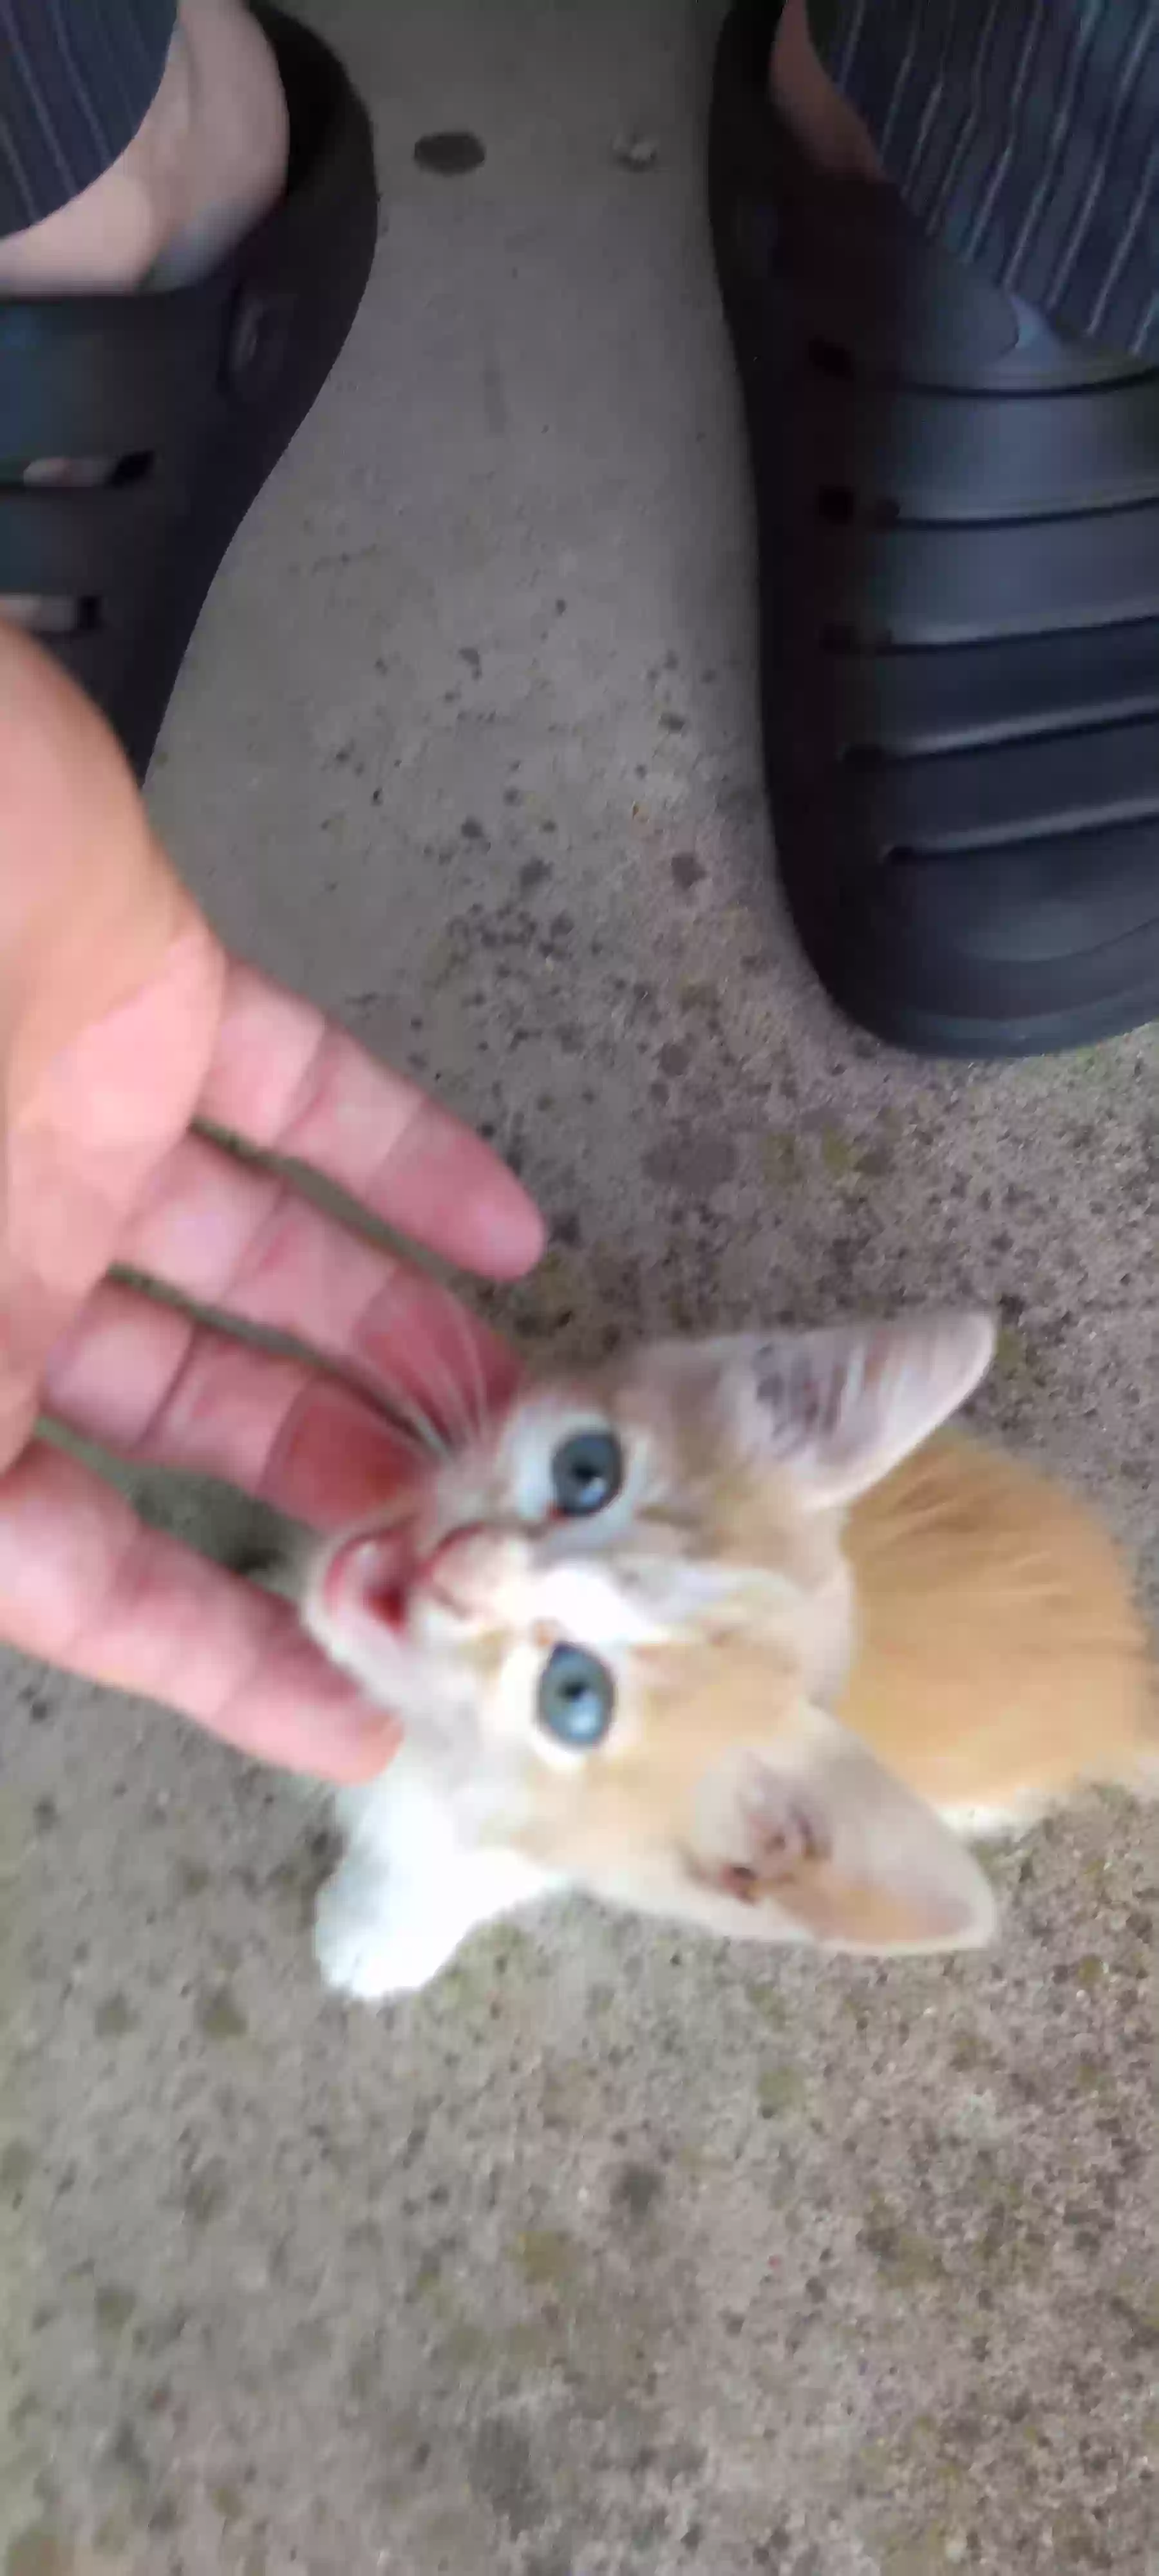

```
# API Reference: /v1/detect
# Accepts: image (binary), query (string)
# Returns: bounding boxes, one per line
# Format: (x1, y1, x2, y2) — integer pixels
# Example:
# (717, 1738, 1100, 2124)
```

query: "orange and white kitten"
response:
(301, 1312, 1153, 2000)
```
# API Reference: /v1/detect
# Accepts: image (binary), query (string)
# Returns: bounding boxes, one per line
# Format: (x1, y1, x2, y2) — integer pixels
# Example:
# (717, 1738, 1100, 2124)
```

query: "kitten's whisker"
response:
(381, 1408, 434, 1459)
(372, 1378, 449, 1461)
(410, 1299, 478, 1456)
(443, 1288, 491, 1446)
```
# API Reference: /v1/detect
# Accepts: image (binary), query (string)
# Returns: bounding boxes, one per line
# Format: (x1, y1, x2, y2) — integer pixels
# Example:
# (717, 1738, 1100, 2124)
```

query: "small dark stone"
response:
(613, 2161, 664, 2221)
(111, 2420, 149, 2484)
(644, 1132, 737, 1195)
(469, 2417, 543, 2539)
(414, 130, 486, 176)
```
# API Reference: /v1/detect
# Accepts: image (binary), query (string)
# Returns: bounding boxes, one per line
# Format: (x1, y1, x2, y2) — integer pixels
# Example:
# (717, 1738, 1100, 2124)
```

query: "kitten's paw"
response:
(313, 1864, 458, 2002)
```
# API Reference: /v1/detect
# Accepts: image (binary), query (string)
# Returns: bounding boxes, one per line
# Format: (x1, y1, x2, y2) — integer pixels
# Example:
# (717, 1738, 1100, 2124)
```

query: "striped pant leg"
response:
(810, 0, 1159, 357)
(0, 0, 177, 240)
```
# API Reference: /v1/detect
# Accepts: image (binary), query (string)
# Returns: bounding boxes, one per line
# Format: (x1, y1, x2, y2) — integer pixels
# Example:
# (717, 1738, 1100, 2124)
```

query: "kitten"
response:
(299, 1311, 1154, 2000)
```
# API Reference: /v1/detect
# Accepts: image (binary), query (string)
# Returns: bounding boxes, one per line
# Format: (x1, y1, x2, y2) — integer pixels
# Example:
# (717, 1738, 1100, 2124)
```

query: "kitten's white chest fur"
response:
(316, 1750, 558, 2000)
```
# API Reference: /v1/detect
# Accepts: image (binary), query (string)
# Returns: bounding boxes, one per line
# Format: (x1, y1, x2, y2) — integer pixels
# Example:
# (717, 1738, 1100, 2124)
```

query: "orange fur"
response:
(843, 1432, 1155, 1819)
(511, 1428, 1154, 1935)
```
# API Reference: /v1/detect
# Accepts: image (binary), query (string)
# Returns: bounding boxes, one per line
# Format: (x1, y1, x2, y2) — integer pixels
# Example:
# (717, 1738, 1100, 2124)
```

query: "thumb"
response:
(0, 624, 220, 1090)
(0, 627, 225, 1461)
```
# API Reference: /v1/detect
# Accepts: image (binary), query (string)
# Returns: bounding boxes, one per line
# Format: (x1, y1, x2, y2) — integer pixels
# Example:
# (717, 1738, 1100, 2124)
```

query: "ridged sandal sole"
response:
(709, 0, 1159, 1056)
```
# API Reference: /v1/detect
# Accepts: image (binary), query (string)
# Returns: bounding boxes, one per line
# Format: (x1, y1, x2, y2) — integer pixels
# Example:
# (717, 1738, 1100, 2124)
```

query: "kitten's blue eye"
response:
(537, 1643, 616, 1748)
(551, 1428, 623, 1518)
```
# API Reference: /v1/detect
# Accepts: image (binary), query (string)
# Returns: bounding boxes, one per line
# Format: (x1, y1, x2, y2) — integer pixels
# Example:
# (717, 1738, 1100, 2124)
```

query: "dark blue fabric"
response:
(0, 0, 175, 238)
(813, 0, 1158, 355)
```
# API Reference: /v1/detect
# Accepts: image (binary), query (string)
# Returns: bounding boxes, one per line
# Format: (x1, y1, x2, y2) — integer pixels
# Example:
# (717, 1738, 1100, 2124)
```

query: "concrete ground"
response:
(2, 4, 1156, 2571)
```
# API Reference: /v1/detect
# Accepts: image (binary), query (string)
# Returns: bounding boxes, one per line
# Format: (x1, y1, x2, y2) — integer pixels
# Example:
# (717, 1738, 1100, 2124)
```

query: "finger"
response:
(44, 1281, 425, 1531)
(0, 1443, 399, 1780)
(198, 960, 544, 1281)
(0, 630, 225, 1465)
(117, 1130, 520, 1441)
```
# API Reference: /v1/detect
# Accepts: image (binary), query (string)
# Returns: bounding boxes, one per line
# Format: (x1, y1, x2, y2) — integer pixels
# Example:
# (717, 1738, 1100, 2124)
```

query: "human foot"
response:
(768, 0, 882, 181)
(0, 0, 288, 298)
(0, 0, 289, 632)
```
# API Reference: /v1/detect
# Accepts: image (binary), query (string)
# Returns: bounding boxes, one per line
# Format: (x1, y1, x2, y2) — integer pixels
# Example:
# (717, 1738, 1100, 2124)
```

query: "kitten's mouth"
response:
(322, 1519, 507, 1634)
(323, 1526, 417, 1633)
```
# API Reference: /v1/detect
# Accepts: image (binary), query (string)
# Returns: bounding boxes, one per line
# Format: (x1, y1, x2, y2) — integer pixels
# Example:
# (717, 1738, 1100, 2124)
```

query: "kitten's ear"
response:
(742, 1311, 995, 1509)
(678, 1711, 997, 1955)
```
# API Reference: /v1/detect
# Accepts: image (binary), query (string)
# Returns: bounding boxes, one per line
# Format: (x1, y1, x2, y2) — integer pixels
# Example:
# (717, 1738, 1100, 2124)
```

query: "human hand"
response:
(0, 628, 543, 1779)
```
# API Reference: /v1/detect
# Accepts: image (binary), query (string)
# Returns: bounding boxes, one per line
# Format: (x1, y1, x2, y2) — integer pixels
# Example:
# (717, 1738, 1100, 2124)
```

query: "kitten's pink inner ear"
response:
(749, 1310, 996, 1510)
(688, 1723, 997, 1955)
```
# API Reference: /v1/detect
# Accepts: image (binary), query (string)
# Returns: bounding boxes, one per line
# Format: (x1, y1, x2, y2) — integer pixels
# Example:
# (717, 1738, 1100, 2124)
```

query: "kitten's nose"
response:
(420, 1524, 523, 1619)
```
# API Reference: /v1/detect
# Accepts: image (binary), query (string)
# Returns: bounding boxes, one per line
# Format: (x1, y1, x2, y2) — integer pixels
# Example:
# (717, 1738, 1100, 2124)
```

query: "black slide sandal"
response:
(0, 6, 377, 780)
(710, 1, 1159, 1057)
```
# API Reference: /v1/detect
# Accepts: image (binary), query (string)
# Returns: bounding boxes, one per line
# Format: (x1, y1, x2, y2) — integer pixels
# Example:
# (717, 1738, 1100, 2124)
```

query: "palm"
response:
(0, 952, 542, 1778)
